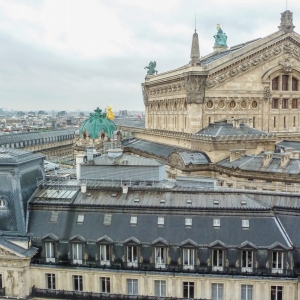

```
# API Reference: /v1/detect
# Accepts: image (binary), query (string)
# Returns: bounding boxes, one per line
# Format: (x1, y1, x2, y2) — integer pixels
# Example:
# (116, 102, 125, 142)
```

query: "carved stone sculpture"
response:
(278, 52, 296, 72)
(185, 75, 207, 104)
(17, 271, 25, 298)
(6, 271, 14, 297)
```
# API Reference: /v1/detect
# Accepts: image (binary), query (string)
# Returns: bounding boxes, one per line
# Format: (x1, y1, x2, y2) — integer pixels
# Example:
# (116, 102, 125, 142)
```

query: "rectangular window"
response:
(282, 75, 289, 91)
(155, 280, 166, 297)
(241, 285, 253, 300)
(272, 98, 279, 109)
(157, 217, 164, 226)
(0, 274, 2, 289)
(212, 249, 224, 271)
(212, 283, 224, 300)
(155, 247, 166, 268)
(45, 242, 55, 263)
(294, 116, 296, 127)
(77, 214, 84, 224)
(183, 282, 194, 299)
(282, 99, 288, 109)
(242, 220, 250, 228)
(100, 277, 110, 293)
(213, 218, 220, 227)
(272, 77, 279, 90)
(46, 274, 56, 290)
(185, 218, 192, 227)
(284, 116, 286, 128)
(271, 286, 283, 300)
(127, 279, 138, 295)
(100, 245, 110, 265)
(130, 216, 137, 225)
(72, 244, 83, 264)
(292, 77, 298, 91)
(127, 246, 138, 267)
(292, 99, 298, 109)
(241, 250, 253, 272)
(272, 252, 283, 273)
(73, 275, 83, 291)
(183, 248, 195, 270)
(274, 116, 276, 128)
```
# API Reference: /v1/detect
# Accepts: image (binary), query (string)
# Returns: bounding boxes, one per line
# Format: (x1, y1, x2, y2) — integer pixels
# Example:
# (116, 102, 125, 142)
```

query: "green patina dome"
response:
(79, 107, 117, 139)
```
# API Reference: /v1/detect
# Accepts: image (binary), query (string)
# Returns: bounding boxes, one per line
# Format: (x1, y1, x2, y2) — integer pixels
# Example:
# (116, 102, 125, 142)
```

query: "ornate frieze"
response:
(204, 97, 261, 110)
(148, 81, 185, 97)
(207, 38, 300, 89)
(184, 75, 207, 104)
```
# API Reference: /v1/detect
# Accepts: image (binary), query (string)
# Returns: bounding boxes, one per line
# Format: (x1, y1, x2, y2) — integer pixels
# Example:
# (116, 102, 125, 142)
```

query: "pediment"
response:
(209, 240, 227, 248)
(69, 234, 85, 243)
(180, 239, 197, 247)
(239, 241, 258, 250)
(152, 237, 168, 247)
(97, 235, 113, 244)
(124, 236, 141, 245)
(0, 246, 20, 258)
(206, 35, 300, 90)
(267, 242, 290, 251)
(42, 233, 59, 242)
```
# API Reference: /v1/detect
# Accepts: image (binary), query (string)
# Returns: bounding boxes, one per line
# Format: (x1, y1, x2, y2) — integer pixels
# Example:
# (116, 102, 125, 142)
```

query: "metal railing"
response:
(30, 259, 296, 278)
(31, 286, 210, 300)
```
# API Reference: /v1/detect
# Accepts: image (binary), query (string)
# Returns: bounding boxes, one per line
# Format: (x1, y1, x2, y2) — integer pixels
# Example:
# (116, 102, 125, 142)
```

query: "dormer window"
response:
(213, 218, 220, 227)
(100, 245, 110, 266)
(241, 250, 253, 273)
(72, 244, 83, 265)
(45, 242, 56, 263)
(212, 249, 224, 271)
(182, 248, 195, 270)
(155, 247, 166, 269)
(185, 218, 192, 227)
(242, 220, 249, 228)
(157, 217, 164, 226)
(130, 216, 137, 225)
(127, 246, 138, 267)
(272, 251, 283, 274)
(77, 214, 84, 224)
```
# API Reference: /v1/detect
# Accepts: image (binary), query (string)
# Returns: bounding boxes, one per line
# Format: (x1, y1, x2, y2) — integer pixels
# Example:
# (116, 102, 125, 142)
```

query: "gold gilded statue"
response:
(106, 105, 115, 120)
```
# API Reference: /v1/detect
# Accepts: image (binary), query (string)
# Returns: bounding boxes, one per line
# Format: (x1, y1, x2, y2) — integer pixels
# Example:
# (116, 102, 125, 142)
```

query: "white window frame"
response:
(212, 249, 224, 271)
(155, 247, 166, 268)
(241, 284, 253, 300)
(130, 216, 137, 225)
(100, 277, 110, 293)
(241, 250, 253, 272)
(46, 273, 56, 290)
(183, 248, 195, 270)
(0, 199, 5, 207)
(213, 218, 220, 227)
(73, 275, 83, 291)
(127, 246, 138, 267)
(157, 217, 164, 226)
(127, 279, 138, 295)
(72, 243, 83, 264)
(183, 281, 194, 299)
(185, 218, 192, 226)
(271, 286, 283, 300)
(45, 242, 55, 263)
(100, 244, 110, 266)
(242, 219, 249, 228)
(154, 280, 166, 297)
(272, 252, 283, 274)
(212, 283, 224, 300)
(77, 214, 84, 223)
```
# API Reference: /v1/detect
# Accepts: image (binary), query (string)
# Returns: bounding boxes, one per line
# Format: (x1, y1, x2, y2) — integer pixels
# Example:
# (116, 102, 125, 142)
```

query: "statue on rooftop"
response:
(144, 61, 158, 76)
(214, 24, 227, 47)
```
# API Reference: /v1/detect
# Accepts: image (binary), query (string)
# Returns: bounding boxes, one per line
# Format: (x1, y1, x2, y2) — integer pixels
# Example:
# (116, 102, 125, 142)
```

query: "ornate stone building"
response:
(142, 10, 300, 135)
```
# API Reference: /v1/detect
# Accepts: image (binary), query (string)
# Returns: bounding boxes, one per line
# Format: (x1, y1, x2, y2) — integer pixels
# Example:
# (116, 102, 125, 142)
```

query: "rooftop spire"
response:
(190, 29, 200, 65)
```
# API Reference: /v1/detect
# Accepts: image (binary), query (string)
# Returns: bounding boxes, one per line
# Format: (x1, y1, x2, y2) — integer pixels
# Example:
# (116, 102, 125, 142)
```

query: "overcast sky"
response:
(0, 0, 299, 112)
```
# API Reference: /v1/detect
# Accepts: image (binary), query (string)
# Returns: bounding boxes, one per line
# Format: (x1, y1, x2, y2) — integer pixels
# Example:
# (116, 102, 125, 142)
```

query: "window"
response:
(241, 250, 253, 272)
(157, 217, 164, 226)
(73, 275, 83, 291)
(292, 99, 298, 109)
(183, 282, 194, 299)
(271, 286, 283, 300)
(130, 216, 137, 225)
(100, 277, 110, 293)
(127, 246, 138, 267)
(241, 285, 253, 300)
(294, 116, 296, 127)
(72, 244, 83, 264)
(282, 75, 289, 91)
(253, 117, 255, 128)
(242, 220, 249, 228)
(0, 274, 2, 288)
(103, 214, 112, 225)
(272, 99, 279, 109)
(212, 249, 224, 271)
(127, 279, 138, 295)
(284, 116, 286, 128)
(272, 252, 283, 273)
(46, 274, 56, 290)
(183, 248, 195, 270)
(155, 280, 166, 297)
(50, 211, 58, 222)
(274, 117, 276, 128)
(100, 245, 110, 265)
(0, 200, 5, 207)
(282, 99, 288, 109)
(213, 218, 220, 227)
(185, 218, 192, 227)
(272, 76, 279, 90)
(77, 214, 84, 224)
(45, 242, 55, 263)
(155, 247, 166, 268)
(212, 283, 224, 300)
(292, 77, 298, 91)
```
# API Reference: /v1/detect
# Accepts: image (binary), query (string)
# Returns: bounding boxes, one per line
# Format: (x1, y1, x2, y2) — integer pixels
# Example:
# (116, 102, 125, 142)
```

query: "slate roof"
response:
(200, 39, 261, 66)
(176, 151, 211, 165)
(276, 140, 300, 151)
(276, 214, 300, 246)
(0, 197, 18, 232)
(114, 118, 145, 129)
(0, 148, 44, 164)
(195, 122, 268, 137)
(0, 238, 38, 257)
(218, 154, 300, 174)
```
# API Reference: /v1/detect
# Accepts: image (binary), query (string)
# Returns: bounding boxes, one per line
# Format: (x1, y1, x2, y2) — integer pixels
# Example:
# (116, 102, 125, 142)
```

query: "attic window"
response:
(50, 211, 58, 223)
(157, 217, 164, 226)
(185, 218, 192, 227)
(242, 219, 249, 228)
(77, 214, 85, 224)
(130, 216, 137, 225)
(111, 193, 117, 197)
(0, 199, 5, 207)
(213, 218, 220, 227)
(103, 214, 112, 225)
(186, 199, 192, 205)
(134, 198, 140, 203)
(213, 200, 219, 205)
(241, 200, 247, 206)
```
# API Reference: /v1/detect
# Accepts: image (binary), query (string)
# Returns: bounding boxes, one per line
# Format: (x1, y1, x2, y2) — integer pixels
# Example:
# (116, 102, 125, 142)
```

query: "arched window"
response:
(272, 76, 279, 90)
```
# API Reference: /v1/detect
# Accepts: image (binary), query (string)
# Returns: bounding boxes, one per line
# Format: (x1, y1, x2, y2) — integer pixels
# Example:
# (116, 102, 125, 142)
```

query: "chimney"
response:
(281, 153, 290, 167)
(75, 153, 86, 180)
(229, 149, 246, 162)
(263, 152, 273, 166)
(81, 184, 86, 193)
(122, 183, 128, 194)
(190, 30, 201, 65)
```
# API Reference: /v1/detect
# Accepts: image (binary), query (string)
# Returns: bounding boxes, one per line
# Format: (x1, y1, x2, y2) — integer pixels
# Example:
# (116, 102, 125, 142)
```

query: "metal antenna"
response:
(195, 13, 197, 33)
(286, 0, 288, 10)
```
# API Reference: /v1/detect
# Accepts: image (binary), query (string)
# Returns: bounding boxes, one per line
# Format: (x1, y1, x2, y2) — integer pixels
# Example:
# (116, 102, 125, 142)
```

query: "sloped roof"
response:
(176, 151, 210, 165)
(0, 148, 44, 164)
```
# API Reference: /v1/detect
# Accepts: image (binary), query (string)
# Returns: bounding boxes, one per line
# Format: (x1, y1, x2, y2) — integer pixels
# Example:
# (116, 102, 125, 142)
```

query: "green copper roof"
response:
(79, 107, 117, 139)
